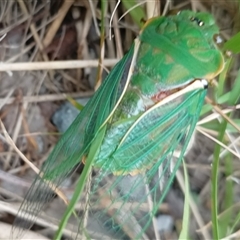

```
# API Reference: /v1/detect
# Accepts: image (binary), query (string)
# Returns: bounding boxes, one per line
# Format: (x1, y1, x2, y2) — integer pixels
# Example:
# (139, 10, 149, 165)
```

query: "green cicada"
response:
(12, 10, 224, 239)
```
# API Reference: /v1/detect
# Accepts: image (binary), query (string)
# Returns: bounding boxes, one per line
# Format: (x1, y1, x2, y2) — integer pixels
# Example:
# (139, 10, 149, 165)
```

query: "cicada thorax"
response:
(93, 45, 195, 175)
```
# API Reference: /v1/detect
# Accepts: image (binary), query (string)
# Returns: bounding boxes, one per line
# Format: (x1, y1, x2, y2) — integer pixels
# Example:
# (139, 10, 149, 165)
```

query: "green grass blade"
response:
(219, 153, 233, 238)
(216, 57, 232, 98)
(211, 119, 228, 240)
(201, 119, 240, 133)
(228, 68, 240, 105)
(223, 31, 240, 54)
(179, 160, 190, 239)
(230, 211, 240, 234)
(53, 126, 107, 240)
(121, 0, 146, 27)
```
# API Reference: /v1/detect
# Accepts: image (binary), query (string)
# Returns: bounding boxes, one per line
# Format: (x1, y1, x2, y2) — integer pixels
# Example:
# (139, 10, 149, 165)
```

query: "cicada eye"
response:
(190, 16, 204, 26)
(198, 20, 204, 26)
(190, 16, 195, 21)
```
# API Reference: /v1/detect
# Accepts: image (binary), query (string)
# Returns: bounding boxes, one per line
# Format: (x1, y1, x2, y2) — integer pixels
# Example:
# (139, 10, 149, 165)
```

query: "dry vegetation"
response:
(0, 0, 239, 239)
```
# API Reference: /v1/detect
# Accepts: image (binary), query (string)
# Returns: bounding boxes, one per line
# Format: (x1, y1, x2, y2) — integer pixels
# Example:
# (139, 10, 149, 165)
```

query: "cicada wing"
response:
(77, 87, 206, 239)
(11, 46, 135, 238)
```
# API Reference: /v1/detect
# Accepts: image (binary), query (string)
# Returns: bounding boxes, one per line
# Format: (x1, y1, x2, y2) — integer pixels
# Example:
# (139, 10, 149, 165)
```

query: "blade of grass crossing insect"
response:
(216, 57, 232, 99)
(53, 125, 107, 240)
(66, 95, 84, 110)
(179, 160, 190, 239)
(228, 69, 240, 105)
(211, 119, 228, 240)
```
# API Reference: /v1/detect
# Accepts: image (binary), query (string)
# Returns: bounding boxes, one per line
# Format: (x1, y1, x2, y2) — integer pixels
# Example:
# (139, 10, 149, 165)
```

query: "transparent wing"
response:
(11, 46, 134, 238)
(77, 87, 206, 239)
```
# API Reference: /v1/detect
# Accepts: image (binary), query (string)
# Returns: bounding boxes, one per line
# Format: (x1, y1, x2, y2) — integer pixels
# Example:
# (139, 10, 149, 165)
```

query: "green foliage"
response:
(121, 0, 146, 27)
(179, 161, 190, 239)
(223, 31, 240, 54)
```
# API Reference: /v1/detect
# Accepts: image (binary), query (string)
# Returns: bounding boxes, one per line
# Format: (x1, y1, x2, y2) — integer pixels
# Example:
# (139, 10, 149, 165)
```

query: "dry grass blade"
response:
(43, 0, 74, 48)
(0, 59, 119, 71)
(17, 0, 49, 61)
(146, 0, 160, 18)
(0, 119, 69, 206)
(197, 104, 240, 125)
(220, 229, 240, 240)
(0, 200, 76, 239)
(0, 119, 40, 174)
(0, 91, 93, 105)
(97, 188, 149, 240)
(196, 202, 240, 235)
(205, 97, 240, 133)
(109, 1, 123, 58)
(109, 0, 120, 41)
(145, 181, 160, 240)
(196, 126, 240, 159)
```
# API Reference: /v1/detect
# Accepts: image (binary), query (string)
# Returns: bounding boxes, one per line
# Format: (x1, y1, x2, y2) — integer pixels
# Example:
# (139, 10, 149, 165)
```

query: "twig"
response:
(0, 91, 93, 105)
(0, 59, 119, 71)
(196, 126, 240, 159)
(206, 97, 240, 133)
(0, 119, 39, 174)
(43, 0, 74, 47)
(0, 120, 68, 205)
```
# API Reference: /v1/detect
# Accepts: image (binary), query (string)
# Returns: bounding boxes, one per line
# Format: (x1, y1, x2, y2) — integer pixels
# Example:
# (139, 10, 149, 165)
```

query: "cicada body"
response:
(12, 10, 224, 239)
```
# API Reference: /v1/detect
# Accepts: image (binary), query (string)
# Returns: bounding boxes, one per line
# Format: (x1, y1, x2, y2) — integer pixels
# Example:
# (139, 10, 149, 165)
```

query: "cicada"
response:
(12, 10, 224, 239)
